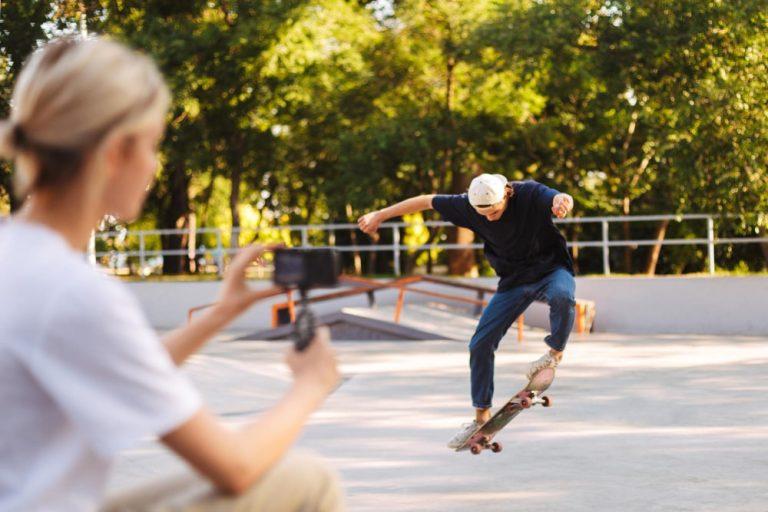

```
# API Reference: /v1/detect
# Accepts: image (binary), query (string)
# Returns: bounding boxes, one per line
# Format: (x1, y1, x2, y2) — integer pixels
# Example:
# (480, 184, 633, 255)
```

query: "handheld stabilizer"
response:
(273, 248, 340, 351)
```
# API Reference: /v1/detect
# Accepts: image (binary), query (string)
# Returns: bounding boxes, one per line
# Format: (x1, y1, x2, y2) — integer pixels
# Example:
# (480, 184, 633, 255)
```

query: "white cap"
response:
(468, 174, 508, 207)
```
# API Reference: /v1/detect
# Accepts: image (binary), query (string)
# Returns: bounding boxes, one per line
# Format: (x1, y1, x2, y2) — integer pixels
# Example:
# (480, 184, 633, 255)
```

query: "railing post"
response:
(601, 220, 610, 275)
(215, 228, 224, 277)
(187, 213, 197, 273)
(392, 225, 401, 277)
(301, 227, 309, 247)
(707, 216, 716, 275)
(394, 287, 406, 323)
(139, 231, 146, 278)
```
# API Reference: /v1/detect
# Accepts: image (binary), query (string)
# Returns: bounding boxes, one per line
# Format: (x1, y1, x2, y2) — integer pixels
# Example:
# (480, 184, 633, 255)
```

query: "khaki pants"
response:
(102, 450, 344, 512)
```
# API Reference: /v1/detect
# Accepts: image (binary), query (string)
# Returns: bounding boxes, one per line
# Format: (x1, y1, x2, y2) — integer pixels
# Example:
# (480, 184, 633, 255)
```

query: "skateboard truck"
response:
(272, 248, 340, 351)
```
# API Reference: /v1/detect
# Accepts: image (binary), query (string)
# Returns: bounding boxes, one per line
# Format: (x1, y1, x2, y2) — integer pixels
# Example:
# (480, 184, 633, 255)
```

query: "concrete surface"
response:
(107, 329, 768, 511)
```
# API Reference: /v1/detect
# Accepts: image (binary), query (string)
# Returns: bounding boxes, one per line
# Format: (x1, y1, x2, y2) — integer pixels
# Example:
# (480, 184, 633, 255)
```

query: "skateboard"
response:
(456, 367, 555, 455)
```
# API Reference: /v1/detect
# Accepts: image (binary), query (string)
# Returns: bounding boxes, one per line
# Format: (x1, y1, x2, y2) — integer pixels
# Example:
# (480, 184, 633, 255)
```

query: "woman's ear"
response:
(505, 184, 514, 198)
(99, 131, 129, 181)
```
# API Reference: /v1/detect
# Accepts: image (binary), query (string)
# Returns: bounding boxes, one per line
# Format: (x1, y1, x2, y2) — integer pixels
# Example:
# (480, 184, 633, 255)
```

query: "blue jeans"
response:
(469, 267, 576, 409)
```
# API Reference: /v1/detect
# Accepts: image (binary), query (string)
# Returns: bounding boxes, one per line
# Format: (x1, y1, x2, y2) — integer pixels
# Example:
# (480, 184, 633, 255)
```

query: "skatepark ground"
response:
(107, 329, 768, 511)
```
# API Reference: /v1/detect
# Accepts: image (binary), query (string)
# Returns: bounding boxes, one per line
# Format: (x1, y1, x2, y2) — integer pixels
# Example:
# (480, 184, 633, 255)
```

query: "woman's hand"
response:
(163, 244, 285, 366)
(284, 326, 340, 397)
(217, 244, 284, 316)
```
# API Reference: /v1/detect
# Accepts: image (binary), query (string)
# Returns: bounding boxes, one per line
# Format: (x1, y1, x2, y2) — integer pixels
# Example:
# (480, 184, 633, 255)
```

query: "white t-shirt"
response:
(0, 220, 202, 511)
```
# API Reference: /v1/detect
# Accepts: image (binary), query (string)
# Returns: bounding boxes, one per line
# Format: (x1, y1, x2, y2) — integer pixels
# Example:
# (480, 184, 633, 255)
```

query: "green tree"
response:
(0, 1, 55, 212)
(325, 0, 546, 274)
(475, 0, 768, 274)
(100, 0, 305, 272)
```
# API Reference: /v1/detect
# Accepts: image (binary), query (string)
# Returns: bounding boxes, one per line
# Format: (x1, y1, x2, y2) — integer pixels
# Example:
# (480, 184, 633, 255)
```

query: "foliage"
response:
(1, 0, 766, 275)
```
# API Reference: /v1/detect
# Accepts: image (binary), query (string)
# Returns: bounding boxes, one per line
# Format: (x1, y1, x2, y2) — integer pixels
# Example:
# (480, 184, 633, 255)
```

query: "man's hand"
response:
(358, 211, 383, 235)
(552, 193, 574, 219)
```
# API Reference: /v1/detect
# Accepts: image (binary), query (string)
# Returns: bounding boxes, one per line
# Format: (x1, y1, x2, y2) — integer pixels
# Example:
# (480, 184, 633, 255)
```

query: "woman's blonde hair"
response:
(0, 36, 170, 198)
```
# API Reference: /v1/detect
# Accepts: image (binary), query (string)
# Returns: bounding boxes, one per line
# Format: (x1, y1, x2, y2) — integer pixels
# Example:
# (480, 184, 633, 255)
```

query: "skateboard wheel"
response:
(521, 397, 532, 409)
(542, 396, 552, 407)
(490, 442, 502, 453)
(516, 391, 528, 400)
(505, 404, 517, 414)
(470, 445, 482, 455)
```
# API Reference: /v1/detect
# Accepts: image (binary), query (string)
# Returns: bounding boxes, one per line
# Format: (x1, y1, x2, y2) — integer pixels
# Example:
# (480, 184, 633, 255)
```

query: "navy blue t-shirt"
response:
(432, 180, 574, 291)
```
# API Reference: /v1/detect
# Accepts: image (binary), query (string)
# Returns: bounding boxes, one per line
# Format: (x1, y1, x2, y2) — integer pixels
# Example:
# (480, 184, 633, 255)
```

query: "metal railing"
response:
(86, 213, 768, 277)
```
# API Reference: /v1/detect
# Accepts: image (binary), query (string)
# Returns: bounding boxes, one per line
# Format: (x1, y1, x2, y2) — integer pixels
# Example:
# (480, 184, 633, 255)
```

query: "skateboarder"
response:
(358, 174, 575, 449)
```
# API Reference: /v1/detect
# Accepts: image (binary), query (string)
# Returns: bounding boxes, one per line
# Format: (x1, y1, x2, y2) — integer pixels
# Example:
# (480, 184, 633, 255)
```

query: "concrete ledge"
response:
(126, 275, 768, 335)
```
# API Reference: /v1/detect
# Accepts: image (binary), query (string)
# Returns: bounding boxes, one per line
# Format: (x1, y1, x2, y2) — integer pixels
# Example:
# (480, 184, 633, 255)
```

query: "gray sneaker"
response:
(525, 352, 559, 381)
(447, 420, 482, 450)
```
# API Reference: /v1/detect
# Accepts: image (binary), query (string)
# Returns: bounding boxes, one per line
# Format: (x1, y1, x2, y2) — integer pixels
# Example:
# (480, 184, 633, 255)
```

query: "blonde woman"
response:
(0, 37, 343, 511)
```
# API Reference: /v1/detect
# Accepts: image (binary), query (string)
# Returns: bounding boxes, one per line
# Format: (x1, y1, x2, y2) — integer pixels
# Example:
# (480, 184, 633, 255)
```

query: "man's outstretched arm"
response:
(358, 195, 436, 235)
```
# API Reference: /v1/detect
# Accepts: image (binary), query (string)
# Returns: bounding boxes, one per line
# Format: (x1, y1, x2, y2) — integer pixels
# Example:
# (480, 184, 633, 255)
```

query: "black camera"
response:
(272, 248, 341, 351)
(273, 248, 341, 289)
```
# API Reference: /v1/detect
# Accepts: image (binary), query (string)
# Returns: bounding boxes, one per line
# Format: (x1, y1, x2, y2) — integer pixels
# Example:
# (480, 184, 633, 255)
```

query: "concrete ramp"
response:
(239, 307, 445, 341)
(342, 304, 481, 341)
(238, 303, 499, 342)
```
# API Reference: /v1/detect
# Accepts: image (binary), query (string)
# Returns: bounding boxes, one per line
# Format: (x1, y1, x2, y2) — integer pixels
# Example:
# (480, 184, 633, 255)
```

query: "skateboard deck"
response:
(456, 367, 556, 454)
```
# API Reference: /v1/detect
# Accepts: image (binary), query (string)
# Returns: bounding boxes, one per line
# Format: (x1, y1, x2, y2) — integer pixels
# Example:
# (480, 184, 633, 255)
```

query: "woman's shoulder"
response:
(3, 222, 136, 325)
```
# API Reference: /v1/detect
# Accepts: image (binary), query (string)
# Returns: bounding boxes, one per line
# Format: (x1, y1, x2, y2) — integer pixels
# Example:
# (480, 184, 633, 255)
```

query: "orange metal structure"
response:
(187, 275, 595, 342)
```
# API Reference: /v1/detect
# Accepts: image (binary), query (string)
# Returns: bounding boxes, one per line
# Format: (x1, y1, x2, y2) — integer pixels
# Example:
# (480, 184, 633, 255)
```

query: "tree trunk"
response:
(367, 231, 380, 275)
(645, 219, 669, 275)
(758, 226, 768, 270)
(448, 227, 476, 275)
(447, 172, 476, 275)
(570, 224, 580, 274)
(440, 43, 475, 276)
(159, 161, 190, 274)
(229, 165, 241, 250)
